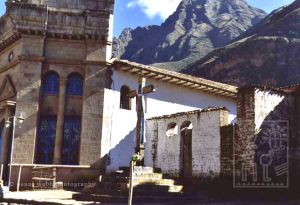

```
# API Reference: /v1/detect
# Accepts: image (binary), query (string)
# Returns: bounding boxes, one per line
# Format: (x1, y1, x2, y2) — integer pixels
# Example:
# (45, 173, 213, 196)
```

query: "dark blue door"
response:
(62, 116, 81, 165)
(36, 116, 57, 164)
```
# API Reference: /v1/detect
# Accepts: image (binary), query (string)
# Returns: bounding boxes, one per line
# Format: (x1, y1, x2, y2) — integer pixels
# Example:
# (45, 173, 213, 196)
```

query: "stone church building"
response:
(0, 0, 298, 191)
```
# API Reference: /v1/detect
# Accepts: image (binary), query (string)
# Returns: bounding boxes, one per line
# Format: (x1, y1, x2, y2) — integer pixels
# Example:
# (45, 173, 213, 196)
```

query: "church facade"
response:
(0, 0, 241, 189)
(0, 0, 115, 188)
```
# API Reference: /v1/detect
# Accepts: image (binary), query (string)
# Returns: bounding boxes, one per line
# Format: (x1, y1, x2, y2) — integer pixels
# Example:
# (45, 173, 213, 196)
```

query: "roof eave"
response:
(112, 60, 238, 99)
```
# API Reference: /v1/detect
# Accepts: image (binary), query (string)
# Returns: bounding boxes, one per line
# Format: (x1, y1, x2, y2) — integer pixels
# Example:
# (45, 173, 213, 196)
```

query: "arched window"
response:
(67, 73, 83, 96)
(166, 122, 178, 137)
(42, 72, 59, 95)
(120, 85, 131, 110)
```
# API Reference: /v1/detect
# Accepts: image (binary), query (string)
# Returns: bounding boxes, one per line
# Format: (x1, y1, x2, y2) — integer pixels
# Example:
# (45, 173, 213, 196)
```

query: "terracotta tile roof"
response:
(147, 107, 229, 120)
(111, 59, 238, 98)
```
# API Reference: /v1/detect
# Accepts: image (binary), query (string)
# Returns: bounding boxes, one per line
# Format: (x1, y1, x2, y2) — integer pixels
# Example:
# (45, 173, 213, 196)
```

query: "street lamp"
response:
(5, 112, 25, 190)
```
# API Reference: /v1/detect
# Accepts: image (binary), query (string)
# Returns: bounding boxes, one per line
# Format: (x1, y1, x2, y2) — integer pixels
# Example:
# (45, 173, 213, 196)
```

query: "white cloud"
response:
(127, 0, 181, 20)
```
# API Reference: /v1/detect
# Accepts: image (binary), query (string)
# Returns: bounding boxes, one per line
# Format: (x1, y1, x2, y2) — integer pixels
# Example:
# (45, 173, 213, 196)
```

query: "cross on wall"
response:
(128, 77, 156, 163)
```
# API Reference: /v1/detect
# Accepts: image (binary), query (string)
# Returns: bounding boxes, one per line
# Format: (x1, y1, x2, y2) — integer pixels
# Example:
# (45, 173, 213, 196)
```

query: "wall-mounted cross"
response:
(128, 77, 156, 163)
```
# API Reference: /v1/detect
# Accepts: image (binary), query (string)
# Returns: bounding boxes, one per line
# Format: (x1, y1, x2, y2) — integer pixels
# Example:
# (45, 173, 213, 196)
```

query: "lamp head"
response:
(5, 120, 12, 128)
(17, 112, 25, 125)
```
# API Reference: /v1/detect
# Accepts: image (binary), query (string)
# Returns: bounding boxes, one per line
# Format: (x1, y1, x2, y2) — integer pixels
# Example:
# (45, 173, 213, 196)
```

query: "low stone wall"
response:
(145, 108, 229, 179)
(9, 164, 101, 191)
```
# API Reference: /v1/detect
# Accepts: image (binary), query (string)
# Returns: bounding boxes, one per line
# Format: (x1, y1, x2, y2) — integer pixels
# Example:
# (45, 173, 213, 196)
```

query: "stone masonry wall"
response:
(235, 87, 256, 176)
(24, 0, 114, 11)
(1, 0, 115, 168)
(235, 87, 293, 187)
(220, 125, 234, 178)
(13, 36, 45, 164)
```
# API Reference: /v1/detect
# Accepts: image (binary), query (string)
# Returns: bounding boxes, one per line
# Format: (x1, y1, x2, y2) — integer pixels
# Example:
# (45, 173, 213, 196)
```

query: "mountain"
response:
(113, 0, 266, 71)
(182, 0, 300, 87)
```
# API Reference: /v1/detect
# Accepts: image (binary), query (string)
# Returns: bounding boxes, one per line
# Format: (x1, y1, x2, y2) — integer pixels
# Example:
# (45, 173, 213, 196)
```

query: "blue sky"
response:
(0, 0, 295, 37)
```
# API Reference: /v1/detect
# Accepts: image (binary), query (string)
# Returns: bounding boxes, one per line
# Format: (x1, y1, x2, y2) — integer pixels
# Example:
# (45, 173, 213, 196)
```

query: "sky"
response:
(0, 0, 295, 37)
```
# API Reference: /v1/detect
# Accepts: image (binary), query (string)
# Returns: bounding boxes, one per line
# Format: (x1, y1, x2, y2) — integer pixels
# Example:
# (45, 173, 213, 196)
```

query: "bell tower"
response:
(5, 0, 115, 61)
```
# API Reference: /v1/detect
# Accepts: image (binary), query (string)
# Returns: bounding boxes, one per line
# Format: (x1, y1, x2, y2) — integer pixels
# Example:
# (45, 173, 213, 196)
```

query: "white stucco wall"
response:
(191, 111, 223, 178)
(145, 110, 227, 178)
(254, 89, 285, 129)
(103, 69, 237, 172)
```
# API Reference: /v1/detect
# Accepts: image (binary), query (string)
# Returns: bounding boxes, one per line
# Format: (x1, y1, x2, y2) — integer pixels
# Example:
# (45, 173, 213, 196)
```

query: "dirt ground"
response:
(1, 190, 300, 205)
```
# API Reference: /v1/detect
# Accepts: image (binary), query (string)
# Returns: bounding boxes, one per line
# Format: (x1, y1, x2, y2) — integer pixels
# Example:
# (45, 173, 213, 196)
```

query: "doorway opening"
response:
(180, 121, 193, 179)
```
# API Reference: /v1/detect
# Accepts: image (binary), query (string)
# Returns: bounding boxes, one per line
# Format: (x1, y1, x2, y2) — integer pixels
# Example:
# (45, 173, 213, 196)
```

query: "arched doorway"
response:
(180, 121, 193, 179)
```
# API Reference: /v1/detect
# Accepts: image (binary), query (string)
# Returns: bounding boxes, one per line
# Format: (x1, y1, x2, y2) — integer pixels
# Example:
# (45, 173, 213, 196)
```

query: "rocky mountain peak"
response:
(182, 0, 300, 87)
(113, 0, 266, 71)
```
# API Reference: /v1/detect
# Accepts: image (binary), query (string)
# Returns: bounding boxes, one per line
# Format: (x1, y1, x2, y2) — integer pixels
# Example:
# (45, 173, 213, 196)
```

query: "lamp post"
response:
(5, 113, 24, 190)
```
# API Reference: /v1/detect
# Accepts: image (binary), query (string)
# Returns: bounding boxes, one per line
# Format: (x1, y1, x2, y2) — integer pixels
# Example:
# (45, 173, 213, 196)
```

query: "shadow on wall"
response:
(105, 129, 136, 172)
(254, 93, 297, 188)
(235, 90, 300, 189)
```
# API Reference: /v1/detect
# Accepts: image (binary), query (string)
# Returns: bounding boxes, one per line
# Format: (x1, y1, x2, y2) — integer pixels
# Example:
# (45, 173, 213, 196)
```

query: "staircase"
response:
(107, 166, 183, 195)
(74, 166, 185, 203)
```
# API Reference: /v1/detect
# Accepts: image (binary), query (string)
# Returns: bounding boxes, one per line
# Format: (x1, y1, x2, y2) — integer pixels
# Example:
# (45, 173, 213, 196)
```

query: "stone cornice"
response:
(46, 32, 109, 43)
(45, 58, 83, 65)
(1, 1, 114, 47)
(18, 29, 46, 36)
(0, 30, 111, 53)
(47, 8, 111, 17)
(6, 1, 47, 11)
(44, 59, 111, 67)
(6, 0, 115, 14)
(0, 32, 21, 52)
(0, 39, 20, 56)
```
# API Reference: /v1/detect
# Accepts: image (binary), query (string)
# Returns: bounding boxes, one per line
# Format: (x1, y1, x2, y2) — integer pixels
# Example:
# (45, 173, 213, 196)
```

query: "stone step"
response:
(83, 166, 183, 198)
(108, 177, 176, 186)
(134, 172, 163, 179)
(133, 178, 175, 186)
(134, 184, 184, 193)
(119, 166, 161, 174)
(84, 184, 184, 196)
(111, 171, 163, 179)
(105, 182, 183, 194)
